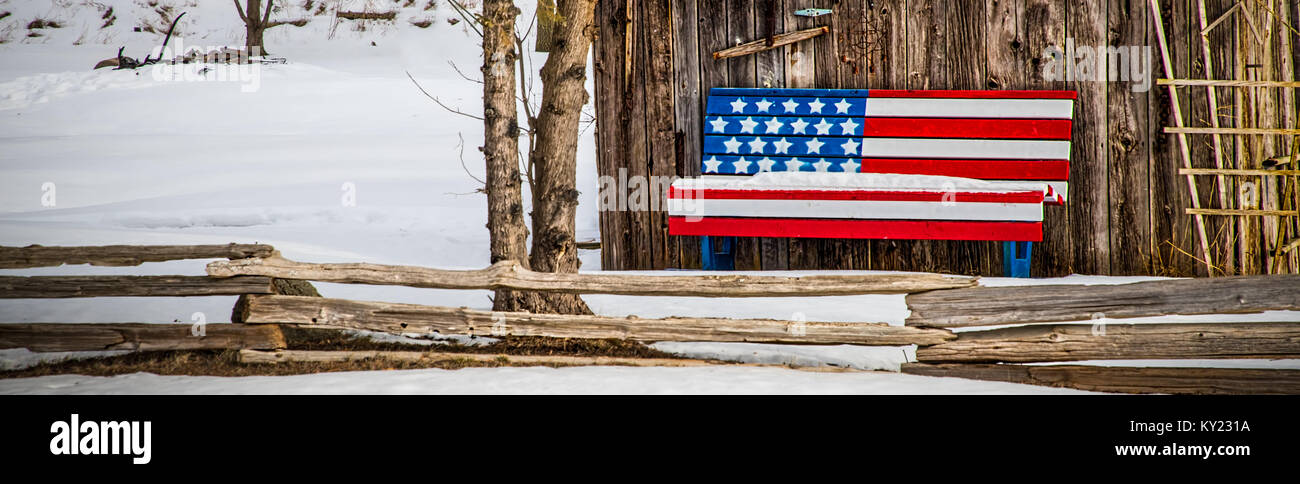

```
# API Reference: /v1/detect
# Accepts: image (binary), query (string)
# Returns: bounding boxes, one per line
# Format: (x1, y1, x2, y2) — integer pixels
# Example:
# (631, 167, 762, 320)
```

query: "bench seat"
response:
(668, 87, 1076, 275)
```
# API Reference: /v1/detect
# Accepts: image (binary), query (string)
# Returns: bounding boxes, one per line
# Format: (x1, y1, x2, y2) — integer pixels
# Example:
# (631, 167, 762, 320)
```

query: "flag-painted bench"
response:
(667, 87, 1076, 277)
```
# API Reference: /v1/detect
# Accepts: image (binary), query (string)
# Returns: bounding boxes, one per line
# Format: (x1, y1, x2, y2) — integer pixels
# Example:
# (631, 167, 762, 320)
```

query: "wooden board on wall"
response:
(783, 0, 821, 271)
(644, 0, 678, 269)
(1107, 0, 1154, 275)
(671, 0, 703, 270)
(1025, 0, 1073, 277)
(593, 0, 631, 270)
(1066, 0, 1111, 275)
(756, 0, 789, 270)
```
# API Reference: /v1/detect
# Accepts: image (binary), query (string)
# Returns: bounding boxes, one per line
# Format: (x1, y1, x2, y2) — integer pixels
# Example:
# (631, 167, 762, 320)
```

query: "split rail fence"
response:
(2, 243, 1298, 394)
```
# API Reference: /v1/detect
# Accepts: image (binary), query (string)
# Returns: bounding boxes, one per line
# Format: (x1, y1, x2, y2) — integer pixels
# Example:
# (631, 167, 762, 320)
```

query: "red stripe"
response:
(668, 187, 1044, 203)
(669, 217, 1043, 241)
(859, 158, 1070, 181)
(868, 90, 1078, 100)
(861, 118, 1073, 140)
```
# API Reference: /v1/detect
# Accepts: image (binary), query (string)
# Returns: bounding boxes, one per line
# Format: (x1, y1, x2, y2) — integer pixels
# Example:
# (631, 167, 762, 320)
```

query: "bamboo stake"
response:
(1164, 127, 1300, 135)
(1198, 0, 1236, 272)
(1158, 78, 1300, 87)
(1151, 0, 1216, 275)
(1180, 168, 1300, 176)
(1186, 208, 1298, 216)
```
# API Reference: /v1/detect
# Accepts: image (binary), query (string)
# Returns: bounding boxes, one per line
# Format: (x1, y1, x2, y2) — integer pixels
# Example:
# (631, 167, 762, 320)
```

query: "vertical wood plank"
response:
(625, 0, 654, 270)
(644, 0, 678, 269)
(671, 0, 702, 269)
(756, 0, 789, 270)
(1066, 0, 1111, 275)
(593, 0, 632, 270)
(1025, 0, 1073, 277)
(784, 0, 821, 270)
(945, 0, 994, 275)
(725, 0, 763, 270)
(984, 0, 1024, 275)
(1107, 0, 1153, 275)
(867, 0, 910, 272)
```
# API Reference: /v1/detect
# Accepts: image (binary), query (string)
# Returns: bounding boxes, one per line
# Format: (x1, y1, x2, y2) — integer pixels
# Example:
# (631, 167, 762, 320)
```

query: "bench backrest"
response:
(701, 87, 1076, 203)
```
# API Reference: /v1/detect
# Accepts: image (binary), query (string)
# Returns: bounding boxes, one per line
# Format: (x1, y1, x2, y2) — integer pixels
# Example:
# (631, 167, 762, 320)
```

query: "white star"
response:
(771, 137, 793, 154)
(841, 159, 860, 173)
(738, 117, 758, 134)
(838, 118, 860, 135)
(840, 138, 861, 155)
(709, 117, 729, 133)
(814, 119, 833, 135)
(730, 98, 748, 113)
(782, 98, 799, 113)
(813, 158, 833, 172)
(732, 157, 752, 173)
(785, 157, 804, 171)
(804, 138, 824, 154)
(722, 137, 742, 153)
(763, 117, 784, 134)
(834, 98, 852, 114)
(703, 156, 723, 173)
(746, 137, 768, 153)
(807, 98, 825, 113)
(754, 98, 773, 112)
(756, 157, 777, 172)
(789, 118, 810, 134)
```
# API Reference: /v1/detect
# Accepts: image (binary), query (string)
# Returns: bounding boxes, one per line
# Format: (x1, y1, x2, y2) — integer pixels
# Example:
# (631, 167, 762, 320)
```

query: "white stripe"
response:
(864, 98, 1075, 119)
(667, 198, 1043, 222)
(860, 138, 1072, 160)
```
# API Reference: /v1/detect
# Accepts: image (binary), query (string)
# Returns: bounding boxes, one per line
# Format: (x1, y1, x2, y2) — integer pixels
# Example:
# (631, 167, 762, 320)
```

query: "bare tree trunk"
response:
(526, 0, 597, 315)
(234, 0, 273, 56)
(481, 0, 540, 312)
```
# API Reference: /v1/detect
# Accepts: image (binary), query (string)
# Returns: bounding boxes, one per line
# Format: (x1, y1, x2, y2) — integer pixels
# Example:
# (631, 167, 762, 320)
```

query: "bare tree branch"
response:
(233, 0, 248, 22)
(406, 71, 485, 122)
(447, 0, 483, 38)
(261, 0, 274, 26)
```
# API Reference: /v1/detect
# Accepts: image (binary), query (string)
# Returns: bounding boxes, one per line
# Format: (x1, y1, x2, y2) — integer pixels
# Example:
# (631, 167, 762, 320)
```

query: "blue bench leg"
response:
(1002, 241, 1033, 278)
(701, 236, 735, 271)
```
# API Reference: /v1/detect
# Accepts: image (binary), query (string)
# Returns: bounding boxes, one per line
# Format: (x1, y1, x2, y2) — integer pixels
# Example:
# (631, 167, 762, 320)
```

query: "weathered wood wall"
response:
(593, 0, 1300, 276)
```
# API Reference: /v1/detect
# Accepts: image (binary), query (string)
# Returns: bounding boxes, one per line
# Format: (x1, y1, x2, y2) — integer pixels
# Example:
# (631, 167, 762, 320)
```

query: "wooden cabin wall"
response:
(592, 0, 1298, 276)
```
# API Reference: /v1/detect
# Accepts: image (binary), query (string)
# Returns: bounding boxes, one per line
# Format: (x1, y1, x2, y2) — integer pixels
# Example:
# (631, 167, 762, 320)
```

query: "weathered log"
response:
(240, 295, 955, 346)
(0, 323, 285, 352)
(0, 243, 274, 269)
(905, 274, 1300, 327)
(239, 349, 723, 367)
(901, 363, 1300, 395)
(208, 257, 977, 297)
(0, 276, 274, 298)
(914, 323, 1300, 363)
(336, 11, 398, 21)
(712, 26, 828, 60)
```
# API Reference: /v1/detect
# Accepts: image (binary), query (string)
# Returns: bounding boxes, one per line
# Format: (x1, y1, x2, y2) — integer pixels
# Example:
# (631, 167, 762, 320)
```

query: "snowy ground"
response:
(1, 1, 1296, 394)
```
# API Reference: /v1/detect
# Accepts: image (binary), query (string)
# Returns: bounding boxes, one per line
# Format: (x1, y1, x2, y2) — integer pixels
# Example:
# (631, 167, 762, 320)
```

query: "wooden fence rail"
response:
(0, 276, 275, 298)
(901, 363, 1300, 395)
(0, 244, 274, 269)
(207, 256, 977, 297)
(906, 275, 1300, 327)
(238, 295, 955, 346)
(914, 323, 1300, 363)
(0, 323, 285, 352)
